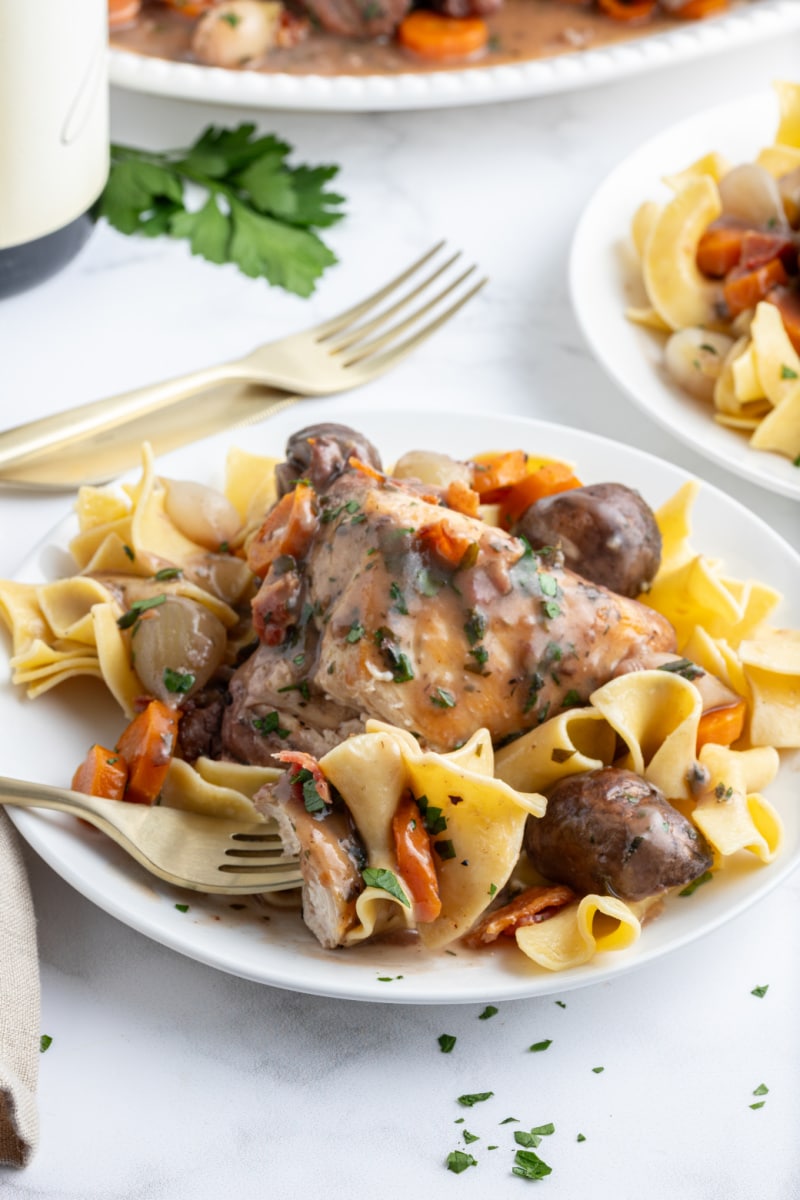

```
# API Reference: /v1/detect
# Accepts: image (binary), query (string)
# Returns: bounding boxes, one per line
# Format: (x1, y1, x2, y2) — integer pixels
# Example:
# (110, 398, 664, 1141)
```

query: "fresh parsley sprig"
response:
(98, 124, 345, 297)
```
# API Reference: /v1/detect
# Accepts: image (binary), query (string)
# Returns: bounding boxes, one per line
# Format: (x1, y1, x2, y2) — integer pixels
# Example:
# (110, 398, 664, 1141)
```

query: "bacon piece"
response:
(464, 885, 576, 947)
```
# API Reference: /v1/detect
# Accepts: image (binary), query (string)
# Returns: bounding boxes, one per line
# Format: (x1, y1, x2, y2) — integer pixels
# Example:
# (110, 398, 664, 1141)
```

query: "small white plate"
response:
(570, 89, 800, 501)
(4, 408, 799, 1003)
(108, 1, 800, 112)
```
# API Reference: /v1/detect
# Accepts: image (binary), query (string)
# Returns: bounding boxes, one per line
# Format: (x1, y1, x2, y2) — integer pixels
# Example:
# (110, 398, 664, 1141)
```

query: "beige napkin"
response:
(0, 809, 39, 1167)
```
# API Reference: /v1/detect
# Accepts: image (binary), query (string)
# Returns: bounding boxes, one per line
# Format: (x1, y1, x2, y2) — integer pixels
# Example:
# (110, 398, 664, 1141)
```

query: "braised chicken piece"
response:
(222, 460, 676, 760)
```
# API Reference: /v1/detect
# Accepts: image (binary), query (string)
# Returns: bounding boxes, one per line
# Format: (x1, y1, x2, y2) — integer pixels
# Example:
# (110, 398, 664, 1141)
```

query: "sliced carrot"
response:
(72, 744, 128, 802)
(597, 0, 658, 20)
(445, 478, 481, 518)
(417, 520, 478, 571)
(247, 482, 319, 578)
(397, 11, 488, 59)
(696, 698, 747, 752)
(496, 461, 582, 529)
(470, 450, 528, 496)
(765, 285, 800, 353)
(162, 0, 217, 17)
(348, 455, 384, 483)
(464, 885, 576, 946)
(696, 225, 747, 278)
(108, 0, 141, 29)
(723, 258, 789, 317)
(674, 0, 729, 18)
(115, 700, 180, 806)
(392, 792, 441, 923)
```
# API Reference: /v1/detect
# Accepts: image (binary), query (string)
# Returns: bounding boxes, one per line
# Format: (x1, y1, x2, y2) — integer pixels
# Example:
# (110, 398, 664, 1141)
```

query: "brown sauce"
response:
(110, 0, 746, 78)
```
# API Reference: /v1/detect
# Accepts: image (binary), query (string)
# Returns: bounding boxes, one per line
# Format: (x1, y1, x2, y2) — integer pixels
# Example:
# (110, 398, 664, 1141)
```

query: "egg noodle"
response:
(628, 80, 800, 463)
(0, 444, 797, 972)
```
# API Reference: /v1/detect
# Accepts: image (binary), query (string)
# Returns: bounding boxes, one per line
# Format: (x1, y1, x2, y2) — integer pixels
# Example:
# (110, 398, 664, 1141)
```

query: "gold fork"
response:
(0, 242, 486, 484)
(1, 776, 302, 895)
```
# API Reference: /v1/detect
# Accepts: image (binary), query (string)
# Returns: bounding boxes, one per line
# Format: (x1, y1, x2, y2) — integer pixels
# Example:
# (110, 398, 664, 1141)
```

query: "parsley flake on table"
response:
(591, 1066, 604, 1074)
(446, 1150, 477, 1174)
(463, 1131, 479, 1144)
(479, 1005, 498, 1020)
(529, 1039, 552, 1053)
(39, 1035, 52, 1053)
(512, 1148, 552, 1180)
(457, 1091, 494, 1107)
(751, 984, 770, 998)
(98, 125, 345, 298)
(438, 1034, 457, 1054)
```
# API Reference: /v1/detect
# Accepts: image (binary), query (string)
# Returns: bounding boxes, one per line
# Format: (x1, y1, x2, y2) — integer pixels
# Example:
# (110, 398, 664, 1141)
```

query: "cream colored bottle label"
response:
(0, 0, 109, 249)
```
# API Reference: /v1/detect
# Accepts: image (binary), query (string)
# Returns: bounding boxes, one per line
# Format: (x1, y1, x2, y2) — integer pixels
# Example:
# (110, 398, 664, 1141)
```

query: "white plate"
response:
(4, 408, 799, 1004)
(108, 1, 800, 112)
(570, 89, 800, 501)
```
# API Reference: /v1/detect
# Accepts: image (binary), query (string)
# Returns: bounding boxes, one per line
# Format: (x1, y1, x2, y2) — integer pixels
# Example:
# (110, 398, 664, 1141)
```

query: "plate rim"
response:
(568, 88, 800, 502)
(6, 407, 800, 1003)
(108, 0, 800, 112)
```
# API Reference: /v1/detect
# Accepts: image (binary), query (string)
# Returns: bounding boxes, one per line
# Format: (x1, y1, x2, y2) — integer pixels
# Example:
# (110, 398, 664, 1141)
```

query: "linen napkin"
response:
(0, 809, 39, 1167)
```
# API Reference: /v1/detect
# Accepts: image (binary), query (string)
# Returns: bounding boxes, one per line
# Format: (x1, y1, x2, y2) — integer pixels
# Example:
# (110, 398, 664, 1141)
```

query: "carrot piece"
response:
(765, 286, 800, 353)
(696, 698, 747, 752)
(496, 461, 582, 528)
(108, 0, 141, 29)
(115, 700, 180, 806)
(445, 478, 481, 518)
(247, 482, 319, 578)
(162, 0, 217, 17)
(417, 520, 478, 571)
(723, 258, 789, 318)
(696, 225, 747, 278)
(72, 744, 128, 802)
(464, 885, 576, 946)
(348, 455, 384, 483)
(597, 0, 658, 20)
(470, 450, 528, 496)
(392, 792, 442, 923)
(674, 0, 729, 18)
(397, 11, 488, 59)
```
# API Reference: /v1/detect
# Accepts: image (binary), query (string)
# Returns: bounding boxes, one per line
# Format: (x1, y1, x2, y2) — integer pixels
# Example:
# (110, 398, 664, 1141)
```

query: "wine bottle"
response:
(0, 0, 109, 300)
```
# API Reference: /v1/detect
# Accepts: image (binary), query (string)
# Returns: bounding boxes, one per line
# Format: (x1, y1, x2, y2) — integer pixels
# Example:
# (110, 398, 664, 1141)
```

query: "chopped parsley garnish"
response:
(153, 567, 182, 581)
(523, 672, 545, 713)
(276, 680, 311, 701)
(780, 363, 798, 379)
(512, 1149, 552, 1181)
(122, 544, 135, 561)
(446, 1151, 477, 1174)
(467, 645, 489, 671)
(415, 567, 441, 597)
(418, 797, 447, 835)
(699, 343, 718, 355)
(462, 1131, 479, 1144)
(542, 600, 561, 621)
(561, 689, 581, 708)
(362, 867, 410, 907)
(431, 687, 456, 709)
(750, 1101, 766, 1110)
(499, 1117, 519, 1125)
(555, 1000, 566, 1009)
(434, 839, 457, 861)
(479, 1005, 498, 1020)
(679, 870, 713, 897)
(529, 1039, 552, 1053)
(117, 593, 167, 629)
(538, 572, 559, 598)
(438, 1034, 457, 1053)
(175, 903, 189, 913)
(390, 582, 408, 614)
(577, 1133, 586, 1143)
(753, 1083, 769, 1096)
(464, 610, 488, 646)
(163, 667, 195, 694)
(515, 1125, 554, 1149)
(293, 653, 305, 667)
(290, 767, 327, 814)
(714, 782, 734, 801)
(751, 984, 769, 998)
(374, 627, 414, 682)
(457, 1092, 494, 1107)
(487, 883, 497, 898)
(345, 621, 365, 643)
(252, 711, 290, 739)
(591, 1066, 604, 1074)
(39, 1035, 53, 1053)
(657, 658, 704, 681)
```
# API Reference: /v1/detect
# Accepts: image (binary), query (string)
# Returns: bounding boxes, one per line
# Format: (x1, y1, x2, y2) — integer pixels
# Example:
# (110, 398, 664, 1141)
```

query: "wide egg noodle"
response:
(739, 630, 800, 747)
(692, 743, 782, 864)
(319, 722, 545, 950)
(224, 448, 280, 541)
(192, 757, 281, 800)
(662, 152, 731, 191)
(515, 895, 647, 972)
(161, 758, 270, 821)
(37, 578, 114, 644)
(588, 672, 701, 801)
(0, 581, 53, 658)
(773, 80, 800, 148)
(494, 709, 616, 793)
(91, 602, 144, 717)
(641, 176, 724, 331)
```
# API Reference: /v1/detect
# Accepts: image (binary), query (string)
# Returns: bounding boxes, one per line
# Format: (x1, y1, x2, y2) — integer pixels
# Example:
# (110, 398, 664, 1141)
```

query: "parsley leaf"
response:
(438, 1034, 457, 1053)
(99, 128, 345, 298)
(512, 1149, 552, 1180)
(479, 1005, 498, 1020)
(446, 1150, 477, 1174)
(361, 867, 410, 907)
(679, 870, 713, 897)
(163, 667, 195, 694)
(39, 1035, 53, 1053)
(529, 1039, 552, 1052)
(751, 984, 769, 998)
(457, 1091, 494, 1107)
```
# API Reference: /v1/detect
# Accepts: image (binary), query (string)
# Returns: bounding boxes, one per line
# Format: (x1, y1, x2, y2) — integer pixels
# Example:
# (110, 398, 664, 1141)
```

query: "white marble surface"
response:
(1, 33, 799, 1199)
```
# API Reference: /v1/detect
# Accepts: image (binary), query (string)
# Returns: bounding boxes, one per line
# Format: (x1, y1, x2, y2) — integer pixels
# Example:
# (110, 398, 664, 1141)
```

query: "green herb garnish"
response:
(99, 126, 345, 297)
(512, 1149, 552, 1180)
(362, 867, 410, 907)
(751, 984, 769, 998)
(529, 1039, 552, 1053)
(679, 870, 713, 897)
(39, 1035, 53, 1053)
(457, 1092, 494, 1107)
(345, 621, 365, 643)
(446, 1151, 477, 1174)
(163, 667, 195, 694)
(252, 711, 290, 739)
(658, 658, 704, 681)
(591, 1066, 604, 1074)
(431, 687, 456, 709)
(175, 903, 189, 913)
(462, 1131, 479, 1144)
(117, 593, 167, 629)
(153, 567, 182, 581)
(479, 1005, 498, 1020)
(122, 544, 135, 561)
(438, 1034, 457, 1054)
(781, 363, 798, 379)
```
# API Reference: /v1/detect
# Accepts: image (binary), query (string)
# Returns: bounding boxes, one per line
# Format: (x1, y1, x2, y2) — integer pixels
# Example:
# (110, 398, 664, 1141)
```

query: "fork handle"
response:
(0, 360, 243, 472)
(0, 776, 142, 837)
